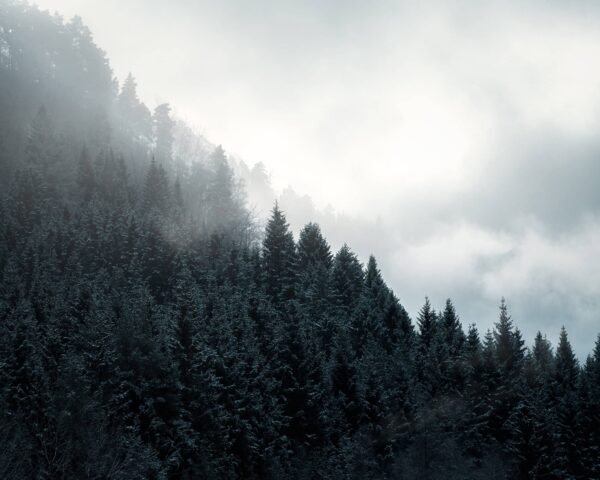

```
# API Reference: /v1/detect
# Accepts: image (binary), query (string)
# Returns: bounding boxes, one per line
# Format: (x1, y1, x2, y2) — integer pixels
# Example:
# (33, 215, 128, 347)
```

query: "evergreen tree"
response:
(143, 157, 171, 213)
(578, 334, 600, 477)
(440, 299, 464, 358)
(10, 166, 46, 232)
(153, 103, 175, 164)
(532, 331, 554, 379)
(493, 298, 525, 376)
(118, 73, 152, 142)
(554, 326, 579, 394)
(205, 145, 247, 236)
(417, 297, 437, 350)
(438, 299, 466, 392)
(262, 203, 297, 303)
(0, 5, 598, 478)
(25, 105, 55, 168)
(380, 292, 412, 354)
(549, 327, 581, 478)
(331, 244, 364, 313)
(296, 222, 334, 350)
(297, 222, 333, 271)
(76, 146, 95, 202)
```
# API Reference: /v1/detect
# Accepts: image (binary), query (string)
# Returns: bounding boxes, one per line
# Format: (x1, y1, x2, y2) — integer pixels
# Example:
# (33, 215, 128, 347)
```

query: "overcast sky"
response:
(34, 0, 600, 357)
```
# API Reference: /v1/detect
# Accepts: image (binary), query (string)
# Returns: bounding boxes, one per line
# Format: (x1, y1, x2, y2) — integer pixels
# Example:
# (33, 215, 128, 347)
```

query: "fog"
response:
(33, 0, 600, 357)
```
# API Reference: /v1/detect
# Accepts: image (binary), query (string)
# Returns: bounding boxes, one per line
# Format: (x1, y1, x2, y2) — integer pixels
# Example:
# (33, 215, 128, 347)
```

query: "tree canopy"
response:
(0, 4, 598, 479)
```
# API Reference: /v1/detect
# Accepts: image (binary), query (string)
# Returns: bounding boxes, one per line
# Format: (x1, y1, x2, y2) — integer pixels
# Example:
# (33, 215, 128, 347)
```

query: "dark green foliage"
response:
(0, 4, 597, 480)
(143, 157, 171, 213)
(578, 335, 600, 478)
(297, 222, 333, 271)
(416, 297, 436, 346)
(331, 244, 364, 311)
(262, 203, 297, 303)
(441, 299, 464, 358)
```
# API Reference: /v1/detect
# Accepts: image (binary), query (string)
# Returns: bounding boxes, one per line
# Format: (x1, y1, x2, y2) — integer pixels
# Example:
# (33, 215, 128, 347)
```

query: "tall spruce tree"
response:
(549, 327, 581, 477)
(417, 297, 437, 350)
(331, 244, 364, 313)
(578, 334, 600, 477)
(153, 103, 175, 164)
(297, 222, 333, 271)
(494, 298, 523, 375)
(440, 299, 464, 358)
(262, 203, 297, 303)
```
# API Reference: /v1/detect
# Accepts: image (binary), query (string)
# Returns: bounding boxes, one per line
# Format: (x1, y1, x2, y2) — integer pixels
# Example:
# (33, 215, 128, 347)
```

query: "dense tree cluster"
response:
(1, 3, 599, 479)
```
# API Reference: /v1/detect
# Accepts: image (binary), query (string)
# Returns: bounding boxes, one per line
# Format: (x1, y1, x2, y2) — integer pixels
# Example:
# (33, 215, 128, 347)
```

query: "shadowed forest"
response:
(0, 3, 599, 479)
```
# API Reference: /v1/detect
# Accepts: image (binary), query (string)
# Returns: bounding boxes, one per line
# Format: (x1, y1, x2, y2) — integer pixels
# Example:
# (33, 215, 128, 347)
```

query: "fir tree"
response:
(493, 298, 524, 376)
(331, 244, 364, 313)
(554, 326, 579, 394)
(153, 103, 175, 164)
(417, 297, 437, 350)
(297, 222, 333, 271)
(25, 106, 55, 168)
(262, 203, 297, 303)
(549, 327, 581, 477)
(143, 157, 171, 213)
(440, 299, 464, 358)
(578, 334, 600, 477)
(76, 146, 95, 202)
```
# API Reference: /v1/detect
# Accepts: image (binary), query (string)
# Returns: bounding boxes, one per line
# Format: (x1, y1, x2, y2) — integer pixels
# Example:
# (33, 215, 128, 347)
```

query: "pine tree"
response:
(417, 297, 437, 350)
(494, 298, 517, 373)
(549, 327, 581, 478)
(10, 166, 45, 233)
(26, 106, 55, 168)
(205, 146, 246, 235)
(532, 331, 554, 379)
(440, 299, 464, 358)
(173, 177, 184, 213)
(296, 222, 334, 351)
(331, 244, 364, 313)
(118, 73, 152, 142)
(153, 103, 175, 164)
(76, 146, 95, 202)
(275, 309, 325, 448)
(347, 256, 390, 355)
(364, 256, 388, 310)
(438, 299, 466, 392)
(380, 292, 412, 354)
(578, 334, 600, 478)
(297, 222, 333, 271)
(554, 326, 579, 394)
(328, 332, 362, 436)
(416, 298, 452, 401)
(94, 149, 130, 207)
(119, 74, 140, 111)
(465, 323, 482, 375)
(262, 203, 297, 303)
(143, 157, 171, 213)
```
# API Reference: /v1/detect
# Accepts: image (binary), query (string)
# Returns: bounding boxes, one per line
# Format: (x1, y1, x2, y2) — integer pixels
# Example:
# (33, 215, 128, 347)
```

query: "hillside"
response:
(0, 3, 599, 479)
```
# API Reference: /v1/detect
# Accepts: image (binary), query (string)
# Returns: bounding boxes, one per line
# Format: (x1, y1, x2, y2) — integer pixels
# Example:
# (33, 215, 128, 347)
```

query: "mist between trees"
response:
(0, 2, 599, 479)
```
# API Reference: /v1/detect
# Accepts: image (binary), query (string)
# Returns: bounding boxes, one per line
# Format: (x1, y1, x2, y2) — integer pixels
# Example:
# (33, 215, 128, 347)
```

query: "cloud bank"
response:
(33, 0, 600, 356)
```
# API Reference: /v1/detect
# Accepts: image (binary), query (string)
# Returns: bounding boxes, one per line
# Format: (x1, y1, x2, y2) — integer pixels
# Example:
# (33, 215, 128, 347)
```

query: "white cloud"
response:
(32, 0, 600, 356)
(381, 218, 600, 356)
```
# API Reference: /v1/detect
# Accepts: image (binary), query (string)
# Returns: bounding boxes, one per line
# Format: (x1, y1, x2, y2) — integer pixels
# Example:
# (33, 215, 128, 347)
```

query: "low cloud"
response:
(33, 0, 600, 356)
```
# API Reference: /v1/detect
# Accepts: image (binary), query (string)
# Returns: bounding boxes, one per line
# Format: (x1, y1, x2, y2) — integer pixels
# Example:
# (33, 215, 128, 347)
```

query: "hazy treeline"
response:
(0, 3, 599, 479)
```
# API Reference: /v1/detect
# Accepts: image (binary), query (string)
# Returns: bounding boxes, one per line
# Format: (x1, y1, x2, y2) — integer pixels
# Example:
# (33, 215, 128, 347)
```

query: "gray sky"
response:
(35, 0, 600, 356)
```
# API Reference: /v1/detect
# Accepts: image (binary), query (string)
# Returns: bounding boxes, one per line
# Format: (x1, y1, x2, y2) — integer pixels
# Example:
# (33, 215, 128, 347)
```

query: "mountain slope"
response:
(0, 3, 598, 479)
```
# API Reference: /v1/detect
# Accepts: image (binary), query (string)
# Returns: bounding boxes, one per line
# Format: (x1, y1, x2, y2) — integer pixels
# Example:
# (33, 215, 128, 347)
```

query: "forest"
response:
(0, 2, 599, 479)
